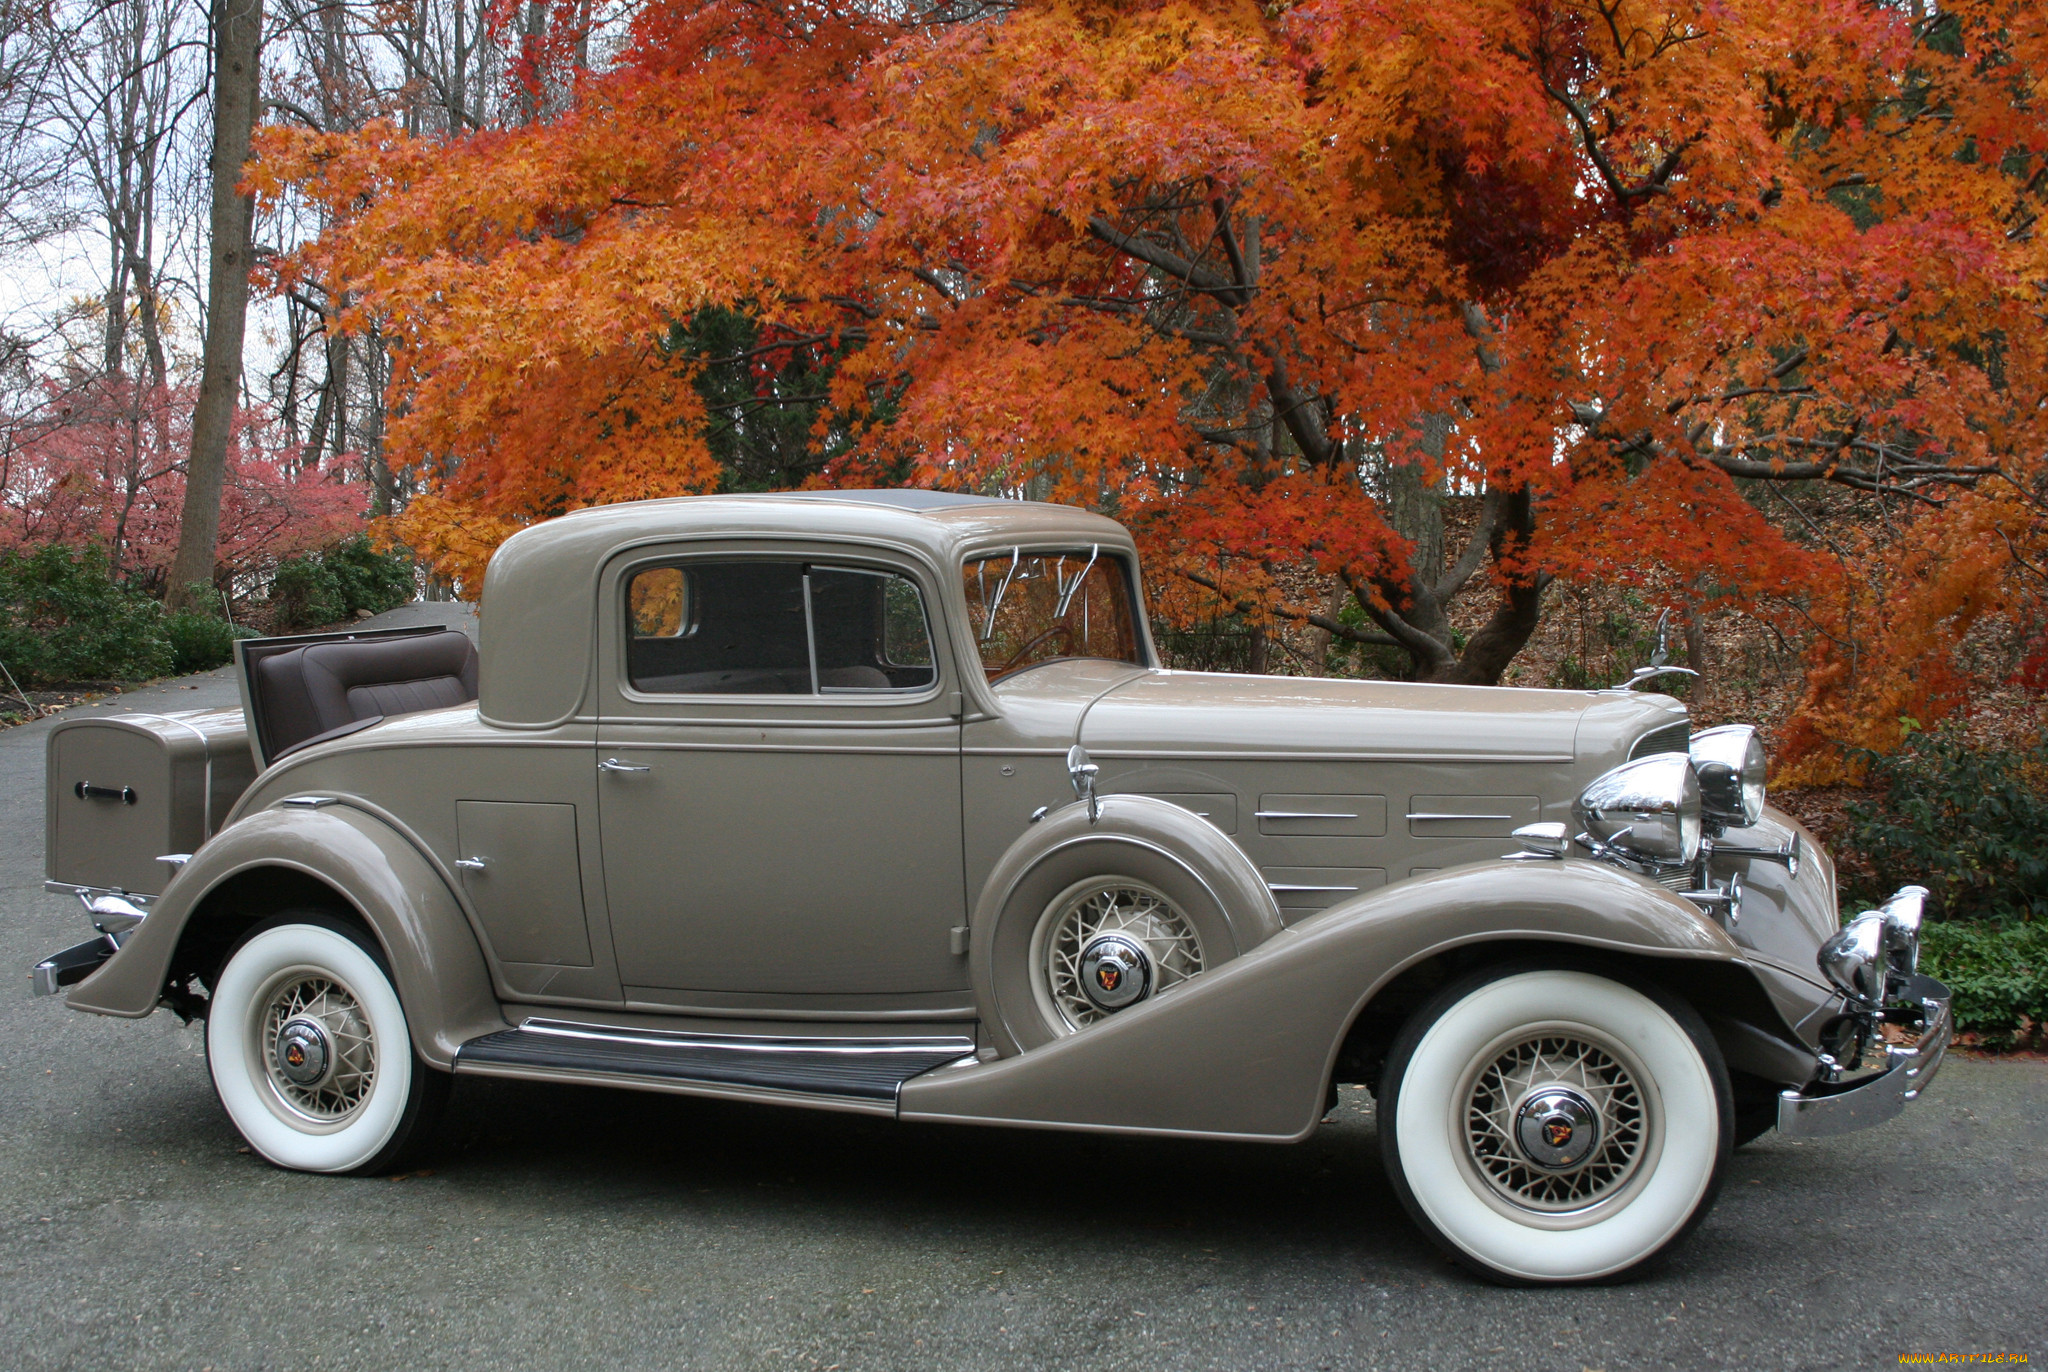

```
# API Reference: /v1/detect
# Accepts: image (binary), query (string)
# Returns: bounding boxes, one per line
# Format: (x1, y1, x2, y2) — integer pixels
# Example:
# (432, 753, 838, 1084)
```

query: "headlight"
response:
(1818, 912, 1886, 1004)
(1573, 753, 1703, 869)
(1689, 724, 1766, 829)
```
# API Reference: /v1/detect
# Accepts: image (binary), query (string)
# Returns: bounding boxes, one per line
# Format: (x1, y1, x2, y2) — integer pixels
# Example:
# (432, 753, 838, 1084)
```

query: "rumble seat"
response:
(249, 629, 479, 762)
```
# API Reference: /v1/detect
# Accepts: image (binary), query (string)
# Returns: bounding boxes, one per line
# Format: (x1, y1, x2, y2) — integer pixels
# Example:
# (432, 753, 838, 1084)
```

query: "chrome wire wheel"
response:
(1383, 967, 1728, 1284)
(1029, 877, 1204, 1033)
(208, 917, 442, 1175)
(1461, 1032, 1648, 1213)
(256, 971, 378, 1125)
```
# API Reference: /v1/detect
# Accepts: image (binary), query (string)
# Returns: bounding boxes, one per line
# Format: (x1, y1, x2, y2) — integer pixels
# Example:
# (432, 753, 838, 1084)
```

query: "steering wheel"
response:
(997, 625, 1076, 674)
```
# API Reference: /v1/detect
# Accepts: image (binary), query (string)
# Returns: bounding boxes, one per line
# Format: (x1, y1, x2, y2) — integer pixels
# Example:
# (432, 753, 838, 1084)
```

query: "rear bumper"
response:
(1777, 973, 1951, 1137)
(30, 935, 119, 997)
(29, 884, 150, 997)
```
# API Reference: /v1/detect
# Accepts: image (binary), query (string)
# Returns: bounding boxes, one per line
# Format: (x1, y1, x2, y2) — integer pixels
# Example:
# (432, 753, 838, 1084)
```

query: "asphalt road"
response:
(3, 619, 2043, 1371)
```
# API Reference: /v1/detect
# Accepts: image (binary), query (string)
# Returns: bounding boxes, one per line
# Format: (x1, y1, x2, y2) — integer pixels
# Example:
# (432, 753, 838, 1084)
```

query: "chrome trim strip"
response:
(1087, 750, 1574, 764)
(1266, 883, 1360, 894)
(44, 880, 155, 908)
(1256, 810, 1359, 821)
(591, 740, 959, 755)
(451, 1059, 900, 1117)
(1407, 812, 1514, 821)
(518, 1017, 976, 1057)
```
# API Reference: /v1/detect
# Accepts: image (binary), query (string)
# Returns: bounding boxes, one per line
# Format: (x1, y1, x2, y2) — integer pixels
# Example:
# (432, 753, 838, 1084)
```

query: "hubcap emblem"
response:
(274, 1017, 332, 1088)
(1514, 1087, 1601, 1170)
(1077, 933, 1151, 1012)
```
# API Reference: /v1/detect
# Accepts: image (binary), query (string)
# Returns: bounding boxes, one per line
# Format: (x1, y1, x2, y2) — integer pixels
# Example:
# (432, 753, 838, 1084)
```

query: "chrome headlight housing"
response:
(1818, 913, 1886, 1004)
(1689, 724, 1766, 830)
(1573, 753, 1703, 870)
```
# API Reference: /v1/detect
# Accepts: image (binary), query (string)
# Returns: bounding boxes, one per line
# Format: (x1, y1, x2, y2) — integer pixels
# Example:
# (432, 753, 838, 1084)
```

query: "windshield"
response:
(962, 548, 1144, 680)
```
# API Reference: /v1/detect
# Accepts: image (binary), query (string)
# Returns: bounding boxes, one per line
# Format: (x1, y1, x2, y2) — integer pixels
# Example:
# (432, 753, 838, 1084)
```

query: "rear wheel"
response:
(1379, 965, 1732, 1284)
(205, 913, 447, 1174)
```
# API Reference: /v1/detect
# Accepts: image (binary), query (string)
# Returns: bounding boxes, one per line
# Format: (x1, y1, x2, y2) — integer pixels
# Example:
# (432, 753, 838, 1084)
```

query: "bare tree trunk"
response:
(164, 0, 264, 611)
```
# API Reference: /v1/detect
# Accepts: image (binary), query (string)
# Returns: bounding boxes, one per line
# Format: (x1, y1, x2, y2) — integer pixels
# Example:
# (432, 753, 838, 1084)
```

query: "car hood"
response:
(1063, 668, 1680, 768)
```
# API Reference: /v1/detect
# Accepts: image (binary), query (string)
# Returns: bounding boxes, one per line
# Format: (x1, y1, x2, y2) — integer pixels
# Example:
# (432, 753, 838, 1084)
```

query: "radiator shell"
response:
(45, 708, 256, 895)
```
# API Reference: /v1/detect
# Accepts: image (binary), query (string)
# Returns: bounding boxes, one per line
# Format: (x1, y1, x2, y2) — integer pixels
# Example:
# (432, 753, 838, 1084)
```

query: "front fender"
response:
(902, 858, 1757, 1141)
(65, 802, 501, 1067)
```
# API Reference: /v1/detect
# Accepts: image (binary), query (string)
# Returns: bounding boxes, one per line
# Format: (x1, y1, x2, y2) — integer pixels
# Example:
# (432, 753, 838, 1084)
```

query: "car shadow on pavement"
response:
(434, 1073, 1444, 1271)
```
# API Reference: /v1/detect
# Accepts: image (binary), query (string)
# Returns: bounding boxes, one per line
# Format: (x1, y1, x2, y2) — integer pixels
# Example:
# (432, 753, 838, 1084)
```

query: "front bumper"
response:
(1776, 972, 1952, 1137)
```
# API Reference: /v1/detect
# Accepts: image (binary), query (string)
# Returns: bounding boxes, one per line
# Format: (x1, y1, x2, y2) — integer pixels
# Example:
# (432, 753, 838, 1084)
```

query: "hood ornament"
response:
(1614, 609, 1701, 691)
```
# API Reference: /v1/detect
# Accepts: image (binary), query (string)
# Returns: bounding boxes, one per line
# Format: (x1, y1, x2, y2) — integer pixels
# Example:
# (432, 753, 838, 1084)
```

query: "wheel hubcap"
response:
(1513, 1087, 1601, 1170)
(258, 974, 377, 1123)
(273, 1017, 332, 1087)
(1035, 880, 1203, 1032)
(1077, 933, 1151, 1011)
(1463, 1033, 1647, 1212)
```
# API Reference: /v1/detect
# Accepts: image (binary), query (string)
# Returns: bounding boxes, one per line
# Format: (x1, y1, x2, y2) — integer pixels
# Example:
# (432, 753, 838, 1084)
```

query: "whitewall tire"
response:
(1380, 965, 1731, 1284)
(206, 914, 446, 1174)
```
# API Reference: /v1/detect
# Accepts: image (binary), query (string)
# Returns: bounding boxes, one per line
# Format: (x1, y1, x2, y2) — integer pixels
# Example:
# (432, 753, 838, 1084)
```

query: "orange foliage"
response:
(255, 0, 2048, 768)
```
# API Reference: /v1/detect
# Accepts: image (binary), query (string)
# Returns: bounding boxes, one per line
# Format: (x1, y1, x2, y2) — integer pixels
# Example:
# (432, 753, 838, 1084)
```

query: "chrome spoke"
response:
(1462, 1032, 1647, 1213)
(258, 971, 378, 1124)
(1039, 880, 1204, 1032)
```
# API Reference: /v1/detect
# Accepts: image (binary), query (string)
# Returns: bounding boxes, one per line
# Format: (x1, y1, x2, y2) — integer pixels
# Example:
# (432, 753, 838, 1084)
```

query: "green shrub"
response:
(327, 535, 416, 617)
(267, 554, 345, 632)
(1919, 920, 2048, 1049)
(1844, 720, 2048, 920)
(0, 544, 173, 684)
(267, 536, 415, 632)
(164, 601, 256, 675)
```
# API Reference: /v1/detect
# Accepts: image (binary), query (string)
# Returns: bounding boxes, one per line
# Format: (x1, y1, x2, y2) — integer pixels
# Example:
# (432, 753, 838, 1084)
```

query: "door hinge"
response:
(949, 926, 971, 956)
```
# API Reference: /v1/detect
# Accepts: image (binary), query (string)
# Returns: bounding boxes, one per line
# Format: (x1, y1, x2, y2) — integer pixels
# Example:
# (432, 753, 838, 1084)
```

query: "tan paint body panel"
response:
(46, 708, 256, 894)
(902, 859, 1751, 1140)
(65, 804, 502, 1066)
(454, 801, 591, 966)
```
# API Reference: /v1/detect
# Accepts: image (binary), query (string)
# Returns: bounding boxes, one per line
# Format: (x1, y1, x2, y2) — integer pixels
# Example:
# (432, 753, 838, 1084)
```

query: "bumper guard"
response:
(1777, 972, 1951, 1137)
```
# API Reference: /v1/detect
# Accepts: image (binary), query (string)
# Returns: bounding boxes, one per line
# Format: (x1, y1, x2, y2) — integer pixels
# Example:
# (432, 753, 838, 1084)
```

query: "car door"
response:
(594, 547, 969, 1007)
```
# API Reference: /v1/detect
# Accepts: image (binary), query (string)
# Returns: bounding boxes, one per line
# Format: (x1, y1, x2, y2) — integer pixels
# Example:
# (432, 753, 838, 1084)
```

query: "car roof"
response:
(477, 491, 1136, 727)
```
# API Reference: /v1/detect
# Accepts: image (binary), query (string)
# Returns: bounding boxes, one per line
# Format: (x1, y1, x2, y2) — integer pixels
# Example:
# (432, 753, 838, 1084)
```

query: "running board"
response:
(454, 1018, 977, 1105)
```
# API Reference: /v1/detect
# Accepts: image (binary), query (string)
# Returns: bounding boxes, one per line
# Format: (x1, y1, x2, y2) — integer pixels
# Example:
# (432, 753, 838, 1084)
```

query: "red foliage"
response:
(0, 377, 372, 589)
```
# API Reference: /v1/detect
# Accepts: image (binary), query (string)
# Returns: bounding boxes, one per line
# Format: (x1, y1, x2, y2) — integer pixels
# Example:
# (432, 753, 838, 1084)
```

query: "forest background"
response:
(1, 0, 2044, 1032)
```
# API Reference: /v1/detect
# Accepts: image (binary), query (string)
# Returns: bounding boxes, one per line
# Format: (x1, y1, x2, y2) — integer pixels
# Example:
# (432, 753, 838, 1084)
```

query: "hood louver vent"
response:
(1629, 721, 1691, 759)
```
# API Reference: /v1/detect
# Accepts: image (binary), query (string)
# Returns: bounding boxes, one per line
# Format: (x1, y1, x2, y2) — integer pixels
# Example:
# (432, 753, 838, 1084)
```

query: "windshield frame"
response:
(958, 544, 1154, 683)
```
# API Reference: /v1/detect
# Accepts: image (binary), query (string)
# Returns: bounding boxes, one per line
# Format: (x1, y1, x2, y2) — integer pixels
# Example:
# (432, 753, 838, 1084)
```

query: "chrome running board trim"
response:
(455, 1019, 976, 1104)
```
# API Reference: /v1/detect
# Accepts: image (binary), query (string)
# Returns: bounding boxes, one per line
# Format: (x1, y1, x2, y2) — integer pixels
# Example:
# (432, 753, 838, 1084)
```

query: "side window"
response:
(808, 567, 938, 692)
(624, 560, 937, 696)
(626, 562, 810, 694)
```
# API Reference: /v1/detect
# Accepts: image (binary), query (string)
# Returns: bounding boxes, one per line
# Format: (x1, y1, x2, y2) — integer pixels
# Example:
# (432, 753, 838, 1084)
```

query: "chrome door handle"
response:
(601, 757, 652, 773)
(455, 858, 487, 872)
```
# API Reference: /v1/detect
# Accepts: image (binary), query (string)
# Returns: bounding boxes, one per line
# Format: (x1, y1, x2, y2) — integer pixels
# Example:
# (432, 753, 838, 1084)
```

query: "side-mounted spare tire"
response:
(971, 795, 1284, 1057)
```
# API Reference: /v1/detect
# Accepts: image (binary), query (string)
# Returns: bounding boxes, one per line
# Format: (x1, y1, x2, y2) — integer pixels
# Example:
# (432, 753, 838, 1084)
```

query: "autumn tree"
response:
(259, 0, 2048, 769)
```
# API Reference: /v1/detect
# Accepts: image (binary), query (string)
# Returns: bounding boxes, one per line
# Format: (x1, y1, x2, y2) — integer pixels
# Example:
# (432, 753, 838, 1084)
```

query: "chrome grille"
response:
(1629, 721, 1691, 759)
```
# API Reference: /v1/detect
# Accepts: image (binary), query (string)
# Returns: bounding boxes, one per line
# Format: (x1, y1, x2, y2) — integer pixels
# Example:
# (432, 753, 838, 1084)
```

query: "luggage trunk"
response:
(45, 708, 257, 896)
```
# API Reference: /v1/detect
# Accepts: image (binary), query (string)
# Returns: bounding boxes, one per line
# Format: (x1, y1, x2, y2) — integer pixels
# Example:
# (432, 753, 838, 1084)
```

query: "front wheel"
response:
(205, 914, 447, 1174)
(1379, 965, 1732, 1284)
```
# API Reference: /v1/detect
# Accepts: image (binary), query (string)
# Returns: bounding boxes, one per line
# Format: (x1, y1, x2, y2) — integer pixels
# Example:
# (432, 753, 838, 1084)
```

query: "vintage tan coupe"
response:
(35, 491, 1948, 1283)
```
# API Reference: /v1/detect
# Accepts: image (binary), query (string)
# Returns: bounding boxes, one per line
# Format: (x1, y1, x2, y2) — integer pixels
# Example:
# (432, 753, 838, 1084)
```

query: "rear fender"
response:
(64, 802, 500, 1067)
(902, 858, 1760, 1141)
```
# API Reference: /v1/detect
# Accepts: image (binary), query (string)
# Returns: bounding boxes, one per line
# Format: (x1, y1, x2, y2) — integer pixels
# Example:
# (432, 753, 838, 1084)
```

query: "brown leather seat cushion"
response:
(254, 630, 479, 760)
